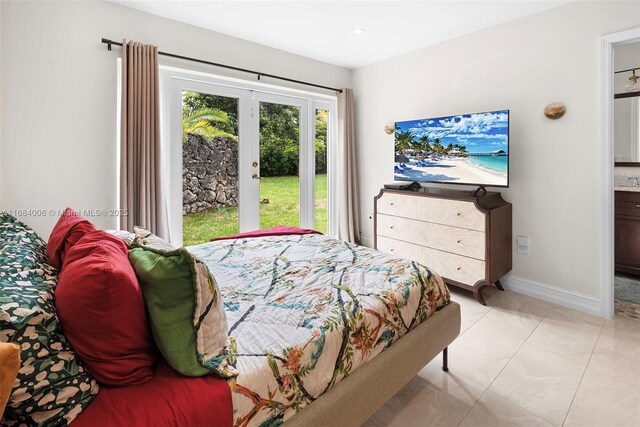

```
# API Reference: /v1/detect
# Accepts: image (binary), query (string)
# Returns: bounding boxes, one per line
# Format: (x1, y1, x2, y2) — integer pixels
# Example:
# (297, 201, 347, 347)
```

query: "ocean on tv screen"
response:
(394, 110, 509, 187)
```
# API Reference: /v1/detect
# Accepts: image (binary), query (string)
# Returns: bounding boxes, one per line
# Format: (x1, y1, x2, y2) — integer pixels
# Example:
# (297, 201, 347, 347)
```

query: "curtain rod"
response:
(101, 38, 343, 93)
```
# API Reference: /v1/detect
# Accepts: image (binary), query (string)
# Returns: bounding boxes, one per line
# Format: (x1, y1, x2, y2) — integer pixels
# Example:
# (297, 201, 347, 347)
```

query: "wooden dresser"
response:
(374, 188, 512, 305)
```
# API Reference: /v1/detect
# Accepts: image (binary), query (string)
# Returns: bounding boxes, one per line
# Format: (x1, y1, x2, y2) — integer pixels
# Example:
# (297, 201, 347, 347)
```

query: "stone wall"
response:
(183, 135, 238, 214)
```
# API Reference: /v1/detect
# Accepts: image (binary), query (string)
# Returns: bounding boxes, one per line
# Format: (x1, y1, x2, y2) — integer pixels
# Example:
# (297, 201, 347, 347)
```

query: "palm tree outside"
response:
(182, 108, 235, 142)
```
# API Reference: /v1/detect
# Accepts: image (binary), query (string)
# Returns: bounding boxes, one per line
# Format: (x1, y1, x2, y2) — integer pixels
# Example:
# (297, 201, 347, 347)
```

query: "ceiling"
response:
(113, 1, 569, 69)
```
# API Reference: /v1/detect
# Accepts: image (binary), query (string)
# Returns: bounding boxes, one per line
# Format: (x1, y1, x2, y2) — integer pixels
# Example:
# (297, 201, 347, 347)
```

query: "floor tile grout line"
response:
(453, 296, 501, 426)
(560, 320, 606, 427)
(518, 303, 606, 369)
(454, 300, 495, 339)
(475, 307, 561, 425)
(456, 304, 550, 426)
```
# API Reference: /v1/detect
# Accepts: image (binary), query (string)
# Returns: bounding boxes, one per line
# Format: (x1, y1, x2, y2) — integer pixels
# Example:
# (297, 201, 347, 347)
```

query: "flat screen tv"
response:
(394, 109, 509, 188)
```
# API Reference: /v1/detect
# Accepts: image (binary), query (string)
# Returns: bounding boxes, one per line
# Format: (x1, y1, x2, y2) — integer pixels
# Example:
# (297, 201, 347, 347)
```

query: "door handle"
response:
(252, 161, 259, 167)
(252, 174, 261, 180)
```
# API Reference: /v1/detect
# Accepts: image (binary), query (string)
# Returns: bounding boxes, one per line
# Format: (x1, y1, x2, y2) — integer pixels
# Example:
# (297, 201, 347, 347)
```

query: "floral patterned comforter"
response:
(188, 234, 450, 427)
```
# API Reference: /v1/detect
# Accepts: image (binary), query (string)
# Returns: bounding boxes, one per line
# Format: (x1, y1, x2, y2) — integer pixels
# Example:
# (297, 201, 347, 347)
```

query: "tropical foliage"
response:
(395, 130, 468, 157)
(182, 92, 328, 177)
(182, 108, 235, 142)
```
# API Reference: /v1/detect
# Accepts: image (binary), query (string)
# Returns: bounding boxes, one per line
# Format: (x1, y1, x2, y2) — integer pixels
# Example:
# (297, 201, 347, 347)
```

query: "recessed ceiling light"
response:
(352, 28, 366, 36)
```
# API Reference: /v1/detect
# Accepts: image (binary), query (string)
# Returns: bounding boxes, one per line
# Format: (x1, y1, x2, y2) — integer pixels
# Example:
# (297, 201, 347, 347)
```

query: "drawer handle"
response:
(390, 202, 394, 206)
(390, 249, 394, 252)
(636, 204, 640, 208)
(456, 212, 461, 216)
(390, 226, 394, 229)
(457, 267, 461, 271)
(457, 240, 461, 244)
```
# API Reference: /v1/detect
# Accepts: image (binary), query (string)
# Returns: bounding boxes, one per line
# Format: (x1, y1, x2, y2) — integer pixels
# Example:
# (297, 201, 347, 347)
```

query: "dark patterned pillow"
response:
(0, 213, 99, 426)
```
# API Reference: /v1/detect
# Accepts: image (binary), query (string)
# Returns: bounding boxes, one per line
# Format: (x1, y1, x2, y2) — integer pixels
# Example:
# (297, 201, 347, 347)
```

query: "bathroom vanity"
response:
(615, 189, 640, 276)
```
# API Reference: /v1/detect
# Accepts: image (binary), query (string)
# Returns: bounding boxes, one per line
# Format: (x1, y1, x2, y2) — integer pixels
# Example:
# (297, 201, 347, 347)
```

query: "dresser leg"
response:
(473, 286, 487, 305)
(495, 280, 504, 291)
(442, 347, 449, 372)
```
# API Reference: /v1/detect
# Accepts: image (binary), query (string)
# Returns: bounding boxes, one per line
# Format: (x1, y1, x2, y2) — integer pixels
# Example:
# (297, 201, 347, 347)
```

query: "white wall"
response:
(353, 1, 640, 304)
(0, 0, 351, 237)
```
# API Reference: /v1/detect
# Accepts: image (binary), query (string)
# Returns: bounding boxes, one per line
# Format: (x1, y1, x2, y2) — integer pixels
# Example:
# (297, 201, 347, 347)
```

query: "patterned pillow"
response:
(128, 228, 236, 378)
(0, 213, 99, 426)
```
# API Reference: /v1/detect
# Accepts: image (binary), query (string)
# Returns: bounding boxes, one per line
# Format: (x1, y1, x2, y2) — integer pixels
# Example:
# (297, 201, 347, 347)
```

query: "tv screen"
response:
(394, 110, 509, 188)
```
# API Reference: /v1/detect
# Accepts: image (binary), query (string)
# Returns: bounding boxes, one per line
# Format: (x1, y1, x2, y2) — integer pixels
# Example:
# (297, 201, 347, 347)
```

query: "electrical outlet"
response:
(516, 235, 529, 255)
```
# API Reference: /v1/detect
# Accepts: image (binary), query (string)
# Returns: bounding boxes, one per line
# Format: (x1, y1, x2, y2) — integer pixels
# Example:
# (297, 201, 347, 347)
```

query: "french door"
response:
(251, 93, 310, 231)
(164, 73, 335, 246)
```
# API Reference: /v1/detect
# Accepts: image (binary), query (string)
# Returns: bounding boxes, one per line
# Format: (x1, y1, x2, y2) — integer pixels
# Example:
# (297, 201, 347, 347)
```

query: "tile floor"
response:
(363, 288, 640, 427)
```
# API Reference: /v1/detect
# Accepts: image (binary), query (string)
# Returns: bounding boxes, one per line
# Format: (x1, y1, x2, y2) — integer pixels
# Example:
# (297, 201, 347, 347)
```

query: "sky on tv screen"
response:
(395, 110, 509, 153)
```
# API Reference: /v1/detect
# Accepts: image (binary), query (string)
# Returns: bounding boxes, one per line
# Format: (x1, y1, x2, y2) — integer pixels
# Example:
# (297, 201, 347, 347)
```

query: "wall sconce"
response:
(544, 102, 566, 120)
(384, 122, 395, 134)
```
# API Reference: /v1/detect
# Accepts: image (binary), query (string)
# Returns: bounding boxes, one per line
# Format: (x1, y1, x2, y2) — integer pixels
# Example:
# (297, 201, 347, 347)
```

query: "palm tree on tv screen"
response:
(432, 138, 443, 155)
(418, 135, 431, 154)
(395, 130, 415, 154)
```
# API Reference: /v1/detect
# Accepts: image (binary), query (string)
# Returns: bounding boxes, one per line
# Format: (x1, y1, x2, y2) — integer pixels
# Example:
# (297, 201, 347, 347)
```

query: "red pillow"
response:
(56, 230, 156, 386)
(47, 208, 96, 270)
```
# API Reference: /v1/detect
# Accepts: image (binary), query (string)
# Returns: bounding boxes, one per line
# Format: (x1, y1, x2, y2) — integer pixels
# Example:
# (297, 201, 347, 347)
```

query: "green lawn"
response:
(183, 174, 327, 246)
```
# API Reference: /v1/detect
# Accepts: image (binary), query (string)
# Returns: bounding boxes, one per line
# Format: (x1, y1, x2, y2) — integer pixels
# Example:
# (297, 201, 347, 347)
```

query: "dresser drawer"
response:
(376, 214, 485, 260)
(376, 192, 485, 231)
(376, 236, 486, 286)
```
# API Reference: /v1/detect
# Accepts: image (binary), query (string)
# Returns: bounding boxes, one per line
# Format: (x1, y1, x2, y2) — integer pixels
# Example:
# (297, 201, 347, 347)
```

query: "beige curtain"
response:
(337, 88, 361, 244)
(120, 40, 168, 239)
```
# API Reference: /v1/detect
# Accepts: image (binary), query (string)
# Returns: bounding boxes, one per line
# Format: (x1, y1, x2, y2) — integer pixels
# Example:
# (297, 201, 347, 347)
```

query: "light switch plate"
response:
(517, 235, 529, 255)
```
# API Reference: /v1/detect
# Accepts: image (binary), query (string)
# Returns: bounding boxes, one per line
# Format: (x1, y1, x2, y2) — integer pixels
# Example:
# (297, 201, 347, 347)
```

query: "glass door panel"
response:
(315, 109, 328, 234)
(181, 91, 240, 245)
(258, 101, 301, 229)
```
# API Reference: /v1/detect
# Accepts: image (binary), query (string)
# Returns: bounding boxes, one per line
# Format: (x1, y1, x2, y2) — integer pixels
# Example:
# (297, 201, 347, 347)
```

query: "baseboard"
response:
(502, 275, 602, 317)
(359, 235, 603, 317)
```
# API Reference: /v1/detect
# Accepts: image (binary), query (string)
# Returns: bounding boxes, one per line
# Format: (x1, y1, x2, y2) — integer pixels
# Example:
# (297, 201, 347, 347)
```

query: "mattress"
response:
(188, 233, 450, 427)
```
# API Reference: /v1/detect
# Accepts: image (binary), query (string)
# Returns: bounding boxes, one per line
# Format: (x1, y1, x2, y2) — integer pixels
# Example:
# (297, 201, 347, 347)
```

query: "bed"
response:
(188, 232, 460, 426)
(1, 215, 460, 427)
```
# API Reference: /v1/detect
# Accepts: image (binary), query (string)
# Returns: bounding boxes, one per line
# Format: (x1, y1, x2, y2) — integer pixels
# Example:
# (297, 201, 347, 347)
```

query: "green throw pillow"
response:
(128, 228, 235, 378)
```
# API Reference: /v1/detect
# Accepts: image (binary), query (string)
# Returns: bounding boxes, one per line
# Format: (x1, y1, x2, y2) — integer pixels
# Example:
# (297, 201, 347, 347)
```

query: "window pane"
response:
(259, 102, 300, 229)
(315, 109, 328, 234)
(182, 91, 239, 245)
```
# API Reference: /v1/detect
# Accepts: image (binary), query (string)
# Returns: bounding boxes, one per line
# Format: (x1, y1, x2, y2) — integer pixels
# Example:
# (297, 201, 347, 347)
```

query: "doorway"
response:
(164, 72, 337, 246)
(600, 27, 640, 319)
(611, 40, 640, 319)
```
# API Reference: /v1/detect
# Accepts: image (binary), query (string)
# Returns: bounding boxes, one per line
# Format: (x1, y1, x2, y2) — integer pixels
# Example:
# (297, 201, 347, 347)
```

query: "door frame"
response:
(599, 27, 640, 319)
(161, 68, 338, 246)
(165, 77, 251, 246)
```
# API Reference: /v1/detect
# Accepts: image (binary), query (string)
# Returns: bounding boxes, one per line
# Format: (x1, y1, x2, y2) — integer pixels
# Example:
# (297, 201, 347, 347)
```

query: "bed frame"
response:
(286, 301, 461, 426)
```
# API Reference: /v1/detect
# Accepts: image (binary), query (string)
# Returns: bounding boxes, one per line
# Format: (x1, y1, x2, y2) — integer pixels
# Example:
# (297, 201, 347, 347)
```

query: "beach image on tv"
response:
(394, 110, 509, 187)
